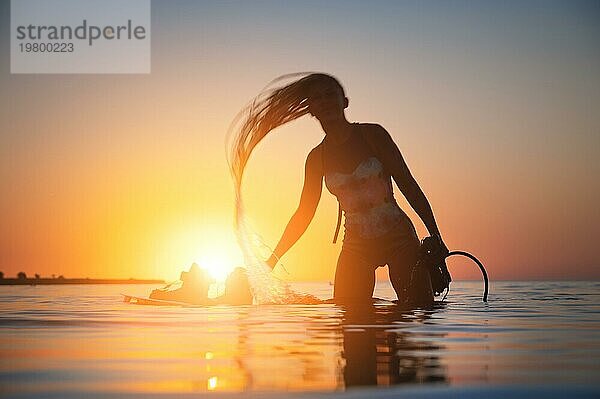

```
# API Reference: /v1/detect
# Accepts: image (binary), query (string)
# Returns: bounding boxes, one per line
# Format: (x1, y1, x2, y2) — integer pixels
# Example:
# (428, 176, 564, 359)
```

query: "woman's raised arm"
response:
(266, 146, 324, 269)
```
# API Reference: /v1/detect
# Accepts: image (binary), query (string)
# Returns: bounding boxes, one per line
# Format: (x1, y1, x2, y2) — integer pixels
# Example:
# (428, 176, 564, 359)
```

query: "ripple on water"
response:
(0, 281, 599, 396)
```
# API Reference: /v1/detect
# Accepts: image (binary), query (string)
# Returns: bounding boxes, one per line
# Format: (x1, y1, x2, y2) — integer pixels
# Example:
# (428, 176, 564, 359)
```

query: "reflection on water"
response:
(341, 304, 447, 387)
(223, 302, 448, 391)
(0, 281, 599, 396)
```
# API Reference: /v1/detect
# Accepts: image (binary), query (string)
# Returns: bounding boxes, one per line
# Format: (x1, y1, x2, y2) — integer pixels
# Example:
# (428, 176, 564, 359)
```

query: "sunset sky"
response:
(1, 0, 599, 281)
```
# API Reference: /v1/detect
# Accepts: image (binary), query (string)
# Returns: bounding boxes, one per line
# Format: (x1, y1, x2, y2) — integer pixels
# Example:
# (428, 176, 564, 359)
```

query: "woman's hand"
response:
(432, 233, 450, 257)
(266, 255, 277, 270)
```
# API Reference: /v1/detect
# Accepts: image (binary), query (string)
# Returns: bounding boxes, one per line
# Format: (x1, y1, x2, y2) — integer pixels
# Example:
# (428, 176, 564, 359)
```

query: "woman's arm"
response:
(266, 146, 324, 269)
(370, 125, 448, 251)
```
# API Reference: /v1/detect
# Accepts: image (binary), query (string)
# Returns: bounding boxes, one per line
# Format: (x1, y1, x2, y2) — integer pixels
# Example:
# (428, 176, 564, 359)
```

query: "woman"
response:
(231, 73, 448, 304)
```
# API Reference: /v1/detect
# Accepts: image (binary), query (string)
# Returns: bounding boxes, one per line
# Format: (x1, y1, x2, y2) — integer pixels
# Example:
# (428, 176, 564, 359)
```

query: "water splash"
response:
(232, 191, 320, 305)
(227, 74, 321, 304)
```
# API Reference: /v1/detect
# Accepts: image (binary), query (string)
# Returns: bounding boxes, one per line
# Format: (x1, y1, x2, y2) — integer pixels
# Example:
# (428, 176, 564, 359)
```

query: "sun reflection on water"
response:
(207, 376, 218, 391)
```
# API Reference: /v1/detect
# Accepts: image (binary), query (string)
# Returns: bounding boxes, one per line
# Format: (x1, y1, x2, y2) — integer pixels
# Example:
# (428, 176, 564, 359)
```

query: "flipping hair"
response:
(225, 72, 344, 304)
(227, 72, 345, 198)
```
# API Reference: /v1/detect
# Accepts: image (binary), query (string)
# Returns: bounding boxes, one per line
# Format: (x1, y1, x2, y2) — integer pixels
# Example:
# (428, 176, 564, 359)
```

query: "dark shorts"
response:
(334, 217, 423, 302)
(341, 216, 420, 269)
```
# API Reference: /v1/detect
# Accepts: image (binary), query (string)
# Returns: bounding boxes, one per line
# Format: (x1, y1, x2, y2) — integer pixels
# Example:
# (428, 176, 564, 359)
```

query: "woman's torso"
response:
(321, 123, 408, 240)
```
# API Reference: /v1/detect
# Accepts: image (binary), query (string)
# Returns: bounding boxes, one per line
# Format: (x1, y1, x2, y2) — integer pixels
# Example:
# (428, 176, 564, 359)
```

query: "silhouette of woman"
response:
(230, 73, 448, 304)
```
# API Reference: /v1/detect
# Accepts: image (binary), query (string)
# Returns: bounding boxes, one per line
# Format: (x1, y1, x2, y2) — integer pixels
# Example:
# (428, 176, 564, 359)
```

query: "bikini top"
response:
(320, 123, 403, 242)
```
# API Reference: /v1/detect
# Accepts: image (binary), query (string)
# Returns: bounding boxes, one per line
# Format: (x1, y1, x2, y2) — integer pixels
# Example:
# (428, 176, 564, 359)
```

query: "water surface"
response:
(1, 281, 599, 397)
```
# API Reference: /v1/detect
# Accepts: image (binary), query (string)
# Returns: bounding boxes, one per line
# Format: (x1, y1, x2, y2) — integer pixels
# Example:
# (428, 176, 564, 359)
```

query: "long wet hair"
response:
(227, 72, 345, 194)
(225, 73, 344, 304)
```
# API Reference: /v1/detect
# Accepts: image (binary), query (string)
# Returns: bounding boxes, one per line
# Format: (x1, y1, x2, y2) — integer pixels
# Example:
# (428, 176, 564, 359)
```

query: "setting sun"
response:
(158, 221, 244, 281)
(195, 252, 237, 282)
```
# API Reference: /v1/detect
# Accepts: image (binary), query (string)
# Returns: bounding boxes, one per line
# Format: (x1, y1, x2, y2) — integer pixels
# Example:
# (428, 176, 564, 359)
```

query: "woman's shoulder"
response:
(357, 122, 388, 136)
(306, 142, 325, 169)
(356, 122, 391, 148)
(309, 141, 325, 157)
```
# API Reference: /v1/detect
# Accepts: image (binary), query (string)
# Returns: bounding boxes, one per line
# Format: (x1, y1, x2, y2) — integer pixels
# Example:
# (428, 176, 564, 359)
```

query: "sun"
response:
(195, 252, 237, 282)
(159, 221, 244, 282)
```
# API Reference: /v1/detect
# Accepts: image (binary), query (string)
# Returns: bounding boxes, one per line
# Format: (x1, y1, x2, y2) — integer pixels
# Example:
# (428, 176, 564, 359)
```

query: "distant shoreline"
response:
(0, 278, 164, 285)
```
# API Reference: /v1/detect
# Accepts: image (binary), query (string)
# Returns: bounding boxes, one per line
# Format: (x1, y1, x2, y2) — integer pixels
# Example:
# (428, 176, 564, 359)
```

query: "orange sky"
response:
(1, 1, 599, 281)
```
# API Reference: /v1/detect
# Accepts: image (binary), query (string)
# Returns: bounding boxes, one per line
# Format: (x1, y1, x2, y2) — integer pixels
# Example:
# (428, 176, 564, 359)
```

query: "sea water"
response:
(0, 281, 599, 398)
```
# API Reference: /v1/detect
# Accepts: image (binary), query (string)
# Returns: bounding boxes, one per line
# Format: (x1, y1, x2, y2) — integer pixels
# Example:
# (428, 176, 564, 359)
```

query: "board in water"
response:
(123, 294, 399, 306)
(122, 294, 196, 306)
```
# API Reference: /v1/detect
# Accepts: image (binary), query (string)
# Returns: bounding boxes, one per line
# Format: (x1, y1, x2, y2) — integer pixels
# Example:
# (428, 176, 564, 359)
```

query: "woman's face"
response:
(307, 82, 347, 122)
